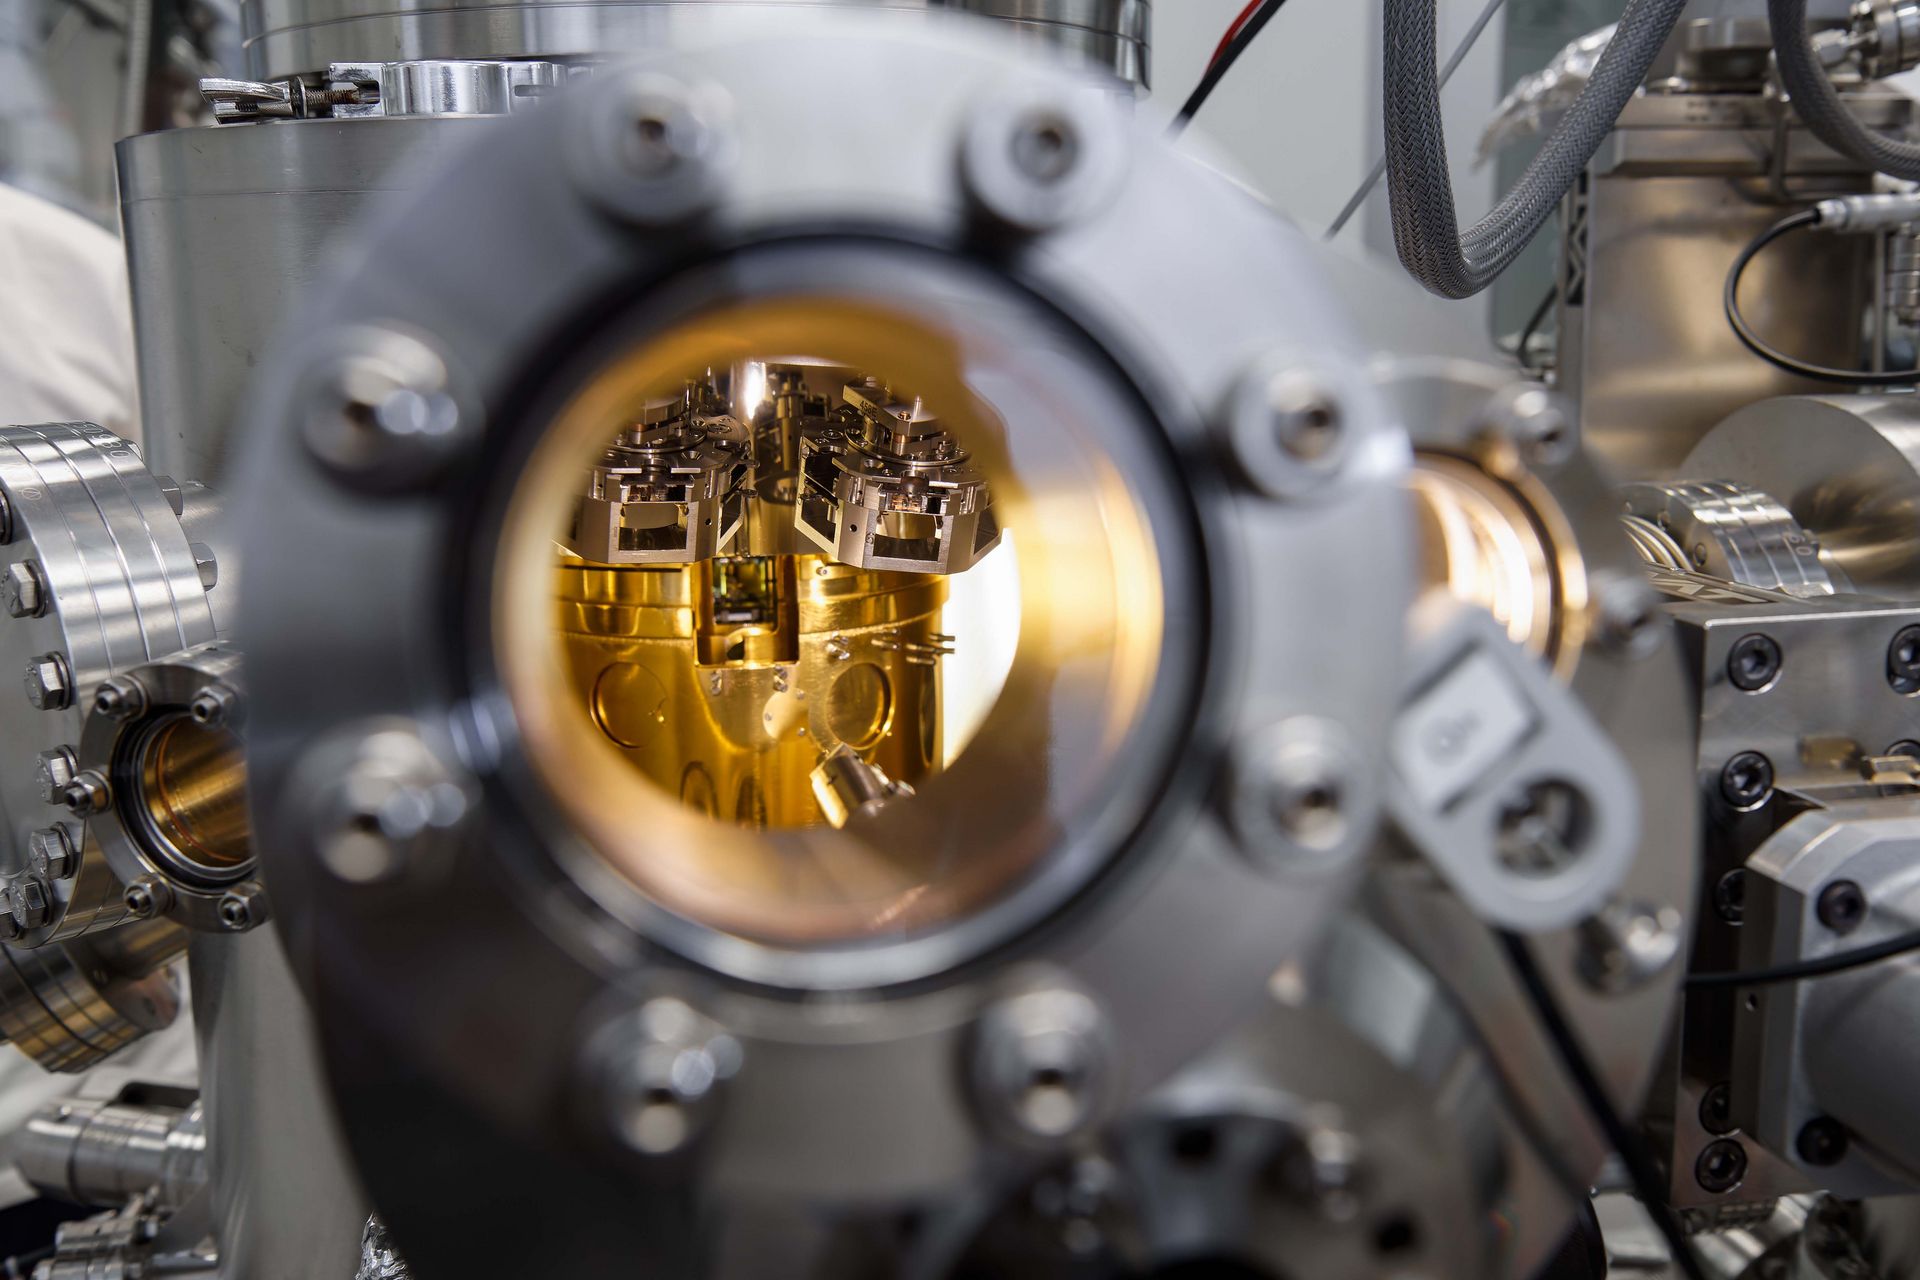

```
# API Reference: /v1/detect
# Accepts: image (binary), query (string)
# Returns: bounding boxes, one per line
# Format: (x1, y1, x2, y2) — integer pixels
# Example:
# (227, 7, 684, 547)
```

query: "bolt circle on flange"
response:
(1889, 625, 1920, 694)
(1228, 717, 1374, 874)
(299, 325, 473, 492)
(1695, 1138, 1748, 1194)
(959, 82, 1128, 234)
(1719, 751, 1775, 811)
(1223, 361, 1354, 502)
(569, 72, 733, 227)
(3, 560, 44, 618)
(1726, 633, 1783, 693)
(1796, 1116, 1849, 1167)
(1815, 880, 1868, 935)
(972, 984, 1115, 1145)
(23, 653, 71, 711)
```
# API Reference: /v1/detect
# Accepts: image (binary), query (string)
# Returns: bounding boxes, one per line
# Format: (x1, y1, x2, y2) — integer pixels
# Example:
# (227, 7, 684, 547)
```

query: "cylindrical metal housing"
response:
(12, 1095, 207, 1210)
(238, 0, 1150, 85)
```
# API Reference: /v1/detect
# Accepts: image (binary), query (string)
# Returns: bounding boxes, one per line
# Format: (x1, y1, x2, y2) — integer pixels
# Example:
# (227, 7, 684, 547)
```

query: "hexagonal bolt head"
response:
(189, 682, 241, 730)
(972, 986, 1113, 1144)
(122, 876, 173, 920)
(6, 878, 50, 932)
(28, 827, 77, 881)
(23, 653, 71, 711)
(594, 997, 742, 1156)
(91, 676, 146, 722)
(217, 884, 268, 932)
(2, 560, 44, 619)
(190, 542, 218, 592)
(62, 770, 109, 816)
(1575, 899, 1684, 995)
(35, 748, 77, 805)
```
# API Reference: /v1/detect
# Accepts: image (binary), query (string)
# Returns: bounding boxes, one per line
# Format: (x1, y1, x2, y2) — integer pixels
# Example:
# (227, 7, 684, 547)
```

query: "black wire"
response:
(1169, 0, 1288, 136)
(1687, 925, 1920, 990)
(1726, 209, 1920, 385)
(1512, 283, 1557, 372)
(1496, 931, 1712, 1280)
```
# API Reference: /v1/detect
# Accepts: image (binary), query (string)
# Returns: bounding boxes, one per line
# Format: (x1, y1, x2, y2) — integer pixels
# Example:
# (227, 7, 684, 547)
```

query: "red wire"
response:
(1208, 0, 1267, 68)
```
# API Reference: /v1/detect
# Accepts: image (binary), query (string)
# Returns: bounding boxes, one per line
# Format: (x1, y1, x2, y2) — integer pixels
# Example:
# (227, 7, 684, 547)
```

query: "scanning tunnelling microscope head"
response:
(225, 15, 1689, 1280)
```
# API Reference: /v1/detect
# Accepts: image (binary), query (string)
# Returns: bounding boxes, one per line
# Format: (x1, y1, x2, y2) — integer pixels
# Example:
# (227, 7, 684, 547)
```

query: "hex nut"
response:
(91, 676, 146, 722)
(189, 682, 241, 729)
(27, 827, 76, 881)
(62, 771, 110, 816)
(35, 748, 77, 805)
(8, 878, 50, 931)
(3, 560, 44, 619)
(217, 884, 268, 932)
(190, 543, 218, 592)
(123, 876, 173, 920)
(23, 653, 71, 711)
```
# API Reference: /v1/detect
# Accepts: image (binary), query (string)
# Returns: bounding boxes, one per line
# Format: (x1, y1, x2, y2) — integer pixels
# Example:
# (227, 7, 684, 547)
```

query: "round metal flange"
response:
(0, 425, 218, 950)
(75, 644, 260, 934)
(230, 19, 1411, 1276)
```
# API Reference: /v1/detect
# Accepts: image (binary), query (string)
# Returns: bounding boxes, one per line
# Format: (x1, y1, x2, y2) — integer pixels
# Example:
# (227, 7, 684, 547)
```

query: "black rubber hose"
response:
(1771, 0, 1920, 181)
(1384, 0, 1689, 299)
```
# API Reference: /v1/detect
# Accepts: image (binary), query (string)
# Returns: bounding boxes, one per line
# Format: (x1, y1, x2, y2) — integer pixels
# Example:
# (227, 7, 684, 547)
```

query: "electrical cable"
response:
(1496, 931, 1712, 1280)
(1169, 0, 1287, 136)
(1724, 209, 1920, 385)
(1207, 0, 1267, 71)
(1384, 0, 1688, 298)
(1770, 0, 1920, 182)
(1325, 0, 1511, 241)
(1687, 926, 1920, 990)
(1511, 283, 1557, 372)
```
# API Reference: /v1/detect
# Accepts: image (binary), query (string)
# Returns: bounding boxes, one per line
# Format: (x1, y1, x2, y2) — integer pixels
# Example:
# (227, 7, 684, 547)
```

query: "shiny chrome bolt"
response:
(7, 878, 50, 931)
(189, 682, 240, 729)
(190, 542, 218, 592)
(123, 875, 172, 919)
(1485, 383, 1575, 469)
(3, 560, 44, 618)
(62, 770, 109, 816)
(35, 748, 76, 805)
(302, 725, 475, 885)
(23, 653, 71, 711)
(972, 984, 1114, 1144)
(593, 997, 741, 1157)
(92, 676, 146, 722)
(1575, 899, 1685, 995)
(28, 827, 76, 880)
(217, 884, 267, 932)
(302, 327, 470, 491)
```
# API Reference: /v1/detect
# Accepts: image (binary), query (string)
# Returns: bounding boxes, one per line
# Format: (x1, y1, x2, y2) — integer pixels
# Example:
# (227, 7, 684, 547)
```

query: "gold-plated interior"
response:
(137, 717, 251, 872)
(495, 295, 1168, 948)
(1409, 448, 1589, 678)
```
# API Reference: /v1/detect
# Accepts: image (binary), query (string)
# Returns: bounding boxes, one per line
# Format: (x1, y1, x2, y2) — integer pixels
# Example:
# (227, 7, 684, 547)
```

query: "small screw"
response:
(1719, 751, 1774, 810)
(1695, 1137, 1748, 1194)
(189, 683, 240, 729)
(28, 827, 76, 880)
(7, 879, 49, 931)
(1592, 571, 1664, 659)
(62, 771, 109, 816)
(123, 876, 172, 919)
(1699, 1082, 1736, 1137)
(1889, 625, 1920, 694)
(217, 884, 266, 931)
(1575, 899, 1684, 995)
(973, 986, 1114, 1144)
(1727, 634, 1783, 692)
(3, 560, 44, 618)
(1489, 384, 1575, 468)
(35, 748, 76, 805)
(23, 654, 71, 711)
(1008, 111, 1080, 185)
(91, 676, 146, 721)
(1796, 1117, 1849, 1167)
(1816, 880, 1868, 935)
(1714, 868, 1747, 925)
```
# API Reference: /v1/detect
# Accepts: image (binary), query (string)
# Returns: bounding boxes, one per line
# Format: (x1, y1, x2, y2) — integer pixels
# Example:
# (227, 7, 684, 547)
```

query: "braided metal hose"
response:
(1771, 0, 1920, 180)
(1384, 0, 1689, 298)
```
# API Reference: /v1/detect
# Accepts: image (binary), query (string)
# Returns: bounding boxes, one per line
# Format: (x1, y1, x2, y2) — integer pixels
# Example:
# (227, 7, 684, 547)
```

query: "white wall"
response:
(1153, 0, 1506, 329)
